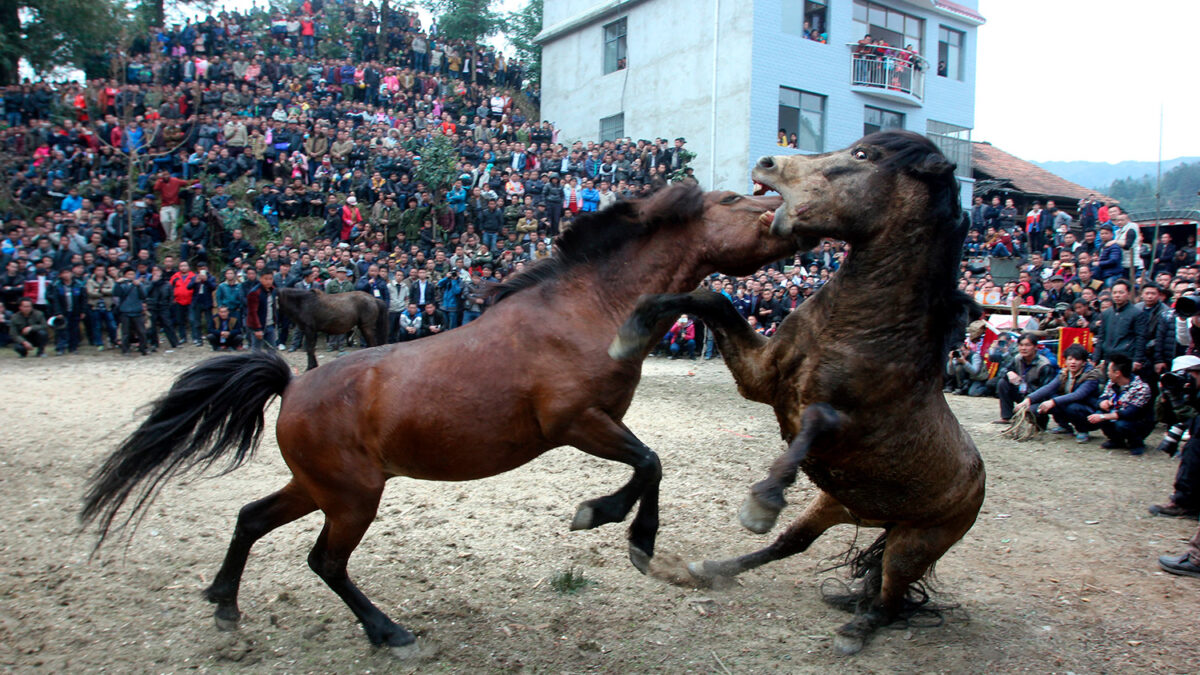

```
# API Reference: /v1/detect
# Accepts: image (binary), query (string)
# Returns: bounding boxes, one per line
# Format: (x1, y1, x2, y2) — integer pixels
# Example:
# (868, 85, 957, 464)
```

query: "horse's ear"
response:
(912, 153, 955, 177)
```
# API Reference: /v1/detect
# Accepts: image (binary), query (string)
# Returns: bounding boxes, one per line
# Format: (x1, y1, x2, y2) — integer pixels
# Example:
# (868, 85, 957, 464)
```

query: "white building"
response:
(537, 0, 984, 205)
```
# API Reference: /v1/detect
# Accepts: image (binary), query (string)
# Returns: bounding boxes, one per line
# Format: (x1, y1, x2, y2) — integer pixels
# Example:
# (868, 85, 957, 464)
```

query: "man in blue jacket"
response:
(48, 267, 86, 355)
(1018, 344, 1103, 443)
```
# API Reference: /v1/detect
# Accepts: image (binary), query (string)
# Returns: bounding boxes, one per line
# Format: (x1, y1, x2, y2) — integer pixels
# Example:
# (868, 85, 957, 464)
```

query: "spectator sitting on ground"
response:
(1088, 353, 1154, 455)
(994, 333, 1057, 424)
(944, 337, 986, 396)
(1015, 344, 1102, 443)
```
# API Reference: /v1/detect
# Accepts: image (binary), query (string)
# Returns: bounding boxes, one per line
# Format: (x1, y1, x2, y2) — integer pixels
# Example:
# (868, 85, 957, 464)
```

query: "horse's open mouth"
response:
(752, 179, 778, 196)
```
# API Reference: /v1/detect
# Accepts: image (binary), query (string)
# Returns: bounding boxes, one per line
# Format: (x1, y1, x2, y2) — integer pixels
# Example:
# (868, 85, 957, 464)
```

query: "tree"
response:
(414, 132, 462, 201)
(0, 0, 126, 85)
(424, 0, 499, 44)
(505, 0, 542, 84)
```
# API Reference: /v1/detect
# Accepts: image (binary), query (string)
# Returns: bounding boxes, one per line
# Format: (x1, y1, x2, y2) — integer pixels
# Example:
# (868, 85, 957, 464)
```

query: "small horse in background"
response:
(278, 287, 389, 370)
(80, 185, 797, 658)
(612, 132, 984, 655)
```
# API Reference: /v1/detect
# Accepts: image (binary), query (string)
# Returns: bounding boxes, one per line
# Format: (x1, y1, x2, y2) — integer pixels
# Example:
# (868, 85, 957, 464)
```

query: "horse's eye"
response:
(720, 194, 740, 204)
(853, 149, 869, 160)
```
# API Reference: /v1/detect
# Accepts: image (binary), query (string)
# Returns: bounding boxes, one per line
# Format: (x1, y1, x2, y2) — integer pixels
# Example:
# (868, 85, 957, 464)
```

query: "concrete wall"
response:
(540, 0, 753, 191)
(541, 0, 981, 201)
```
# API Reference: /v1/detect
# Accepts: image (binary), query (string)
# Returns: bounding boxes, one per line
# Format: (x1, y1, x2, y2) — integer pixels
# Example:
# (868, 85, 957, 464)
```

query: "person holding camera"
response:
(1015, 344, 1103, 442)
(1149, 355, 1200, 519)
(945, 338, 987, 396)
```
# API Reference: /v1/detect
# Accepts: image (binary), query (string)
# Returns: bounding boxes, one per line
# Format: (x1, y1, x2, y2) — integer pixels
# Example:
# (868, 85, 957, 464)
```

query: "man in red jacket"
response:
(169, 260, 196, 346)
(153, 170, 189, 241)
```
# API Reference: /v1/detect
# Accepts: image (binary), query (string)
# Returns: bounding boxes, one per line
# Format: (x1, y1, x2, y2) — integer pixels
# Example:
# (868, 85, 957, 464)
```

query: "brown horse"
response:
(79, 185, 795, 657)
(611, 132, 985, 655)
(278, 287, 389, 370)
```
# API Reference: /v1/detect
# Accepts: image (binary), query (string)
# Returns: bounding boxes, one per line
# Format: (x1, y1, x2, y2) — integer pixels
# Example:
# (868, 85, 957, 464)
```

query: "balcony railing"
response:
(848, 45, 926, 103)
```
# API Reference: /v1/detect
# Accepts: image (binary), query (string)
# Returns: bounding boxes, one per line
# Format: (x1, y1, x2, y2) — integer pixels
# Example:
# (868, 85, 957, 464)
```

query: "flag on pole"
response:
(1058, 327, 1094, 363)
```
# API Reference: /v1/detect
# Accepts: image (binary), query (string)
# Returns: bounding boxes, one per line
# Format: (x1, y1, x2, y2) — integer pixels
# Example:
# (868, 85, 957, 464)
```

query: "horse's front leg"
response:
(611, 290, 779, 405)
(740, 402, 845, 533)
(304, 329, 319, 370)
(561, 408, 661, 574)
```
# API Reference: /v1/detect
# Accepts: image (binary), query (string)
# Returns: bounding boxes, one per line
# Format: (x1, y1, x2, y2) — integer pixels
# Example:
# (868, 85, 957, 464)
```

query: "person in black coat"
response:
(179, 215, 209, 263)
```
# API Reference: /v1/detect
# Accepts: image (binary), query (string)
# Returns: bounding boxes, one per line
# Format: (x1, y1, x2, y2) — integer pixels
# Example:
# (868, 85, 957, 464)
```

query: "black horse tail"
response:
(80, 350, 293, 550)
(375, 299, 390, 346)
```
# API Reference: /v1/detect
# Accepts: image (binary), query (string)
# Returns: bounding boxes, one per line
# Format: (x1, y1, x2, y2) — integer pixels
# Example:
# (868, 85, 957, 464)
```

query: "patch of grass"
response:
(550, 567, 593, 595)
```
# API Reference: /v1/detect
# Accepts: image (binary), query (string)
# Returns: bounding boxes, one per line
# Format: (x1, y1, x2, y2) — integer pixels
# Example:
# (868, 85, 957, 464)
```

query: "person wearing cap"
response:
(324, 266, 355, 352)
(1149, 355, 1200, 519)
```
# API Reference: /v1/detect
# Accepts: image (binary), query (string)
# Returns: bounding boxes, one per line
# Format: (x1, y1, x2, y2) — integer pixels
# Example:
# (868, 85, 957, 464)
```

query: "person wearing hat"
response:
(324, 266, 355, 352)
(340, 195, 363, 243)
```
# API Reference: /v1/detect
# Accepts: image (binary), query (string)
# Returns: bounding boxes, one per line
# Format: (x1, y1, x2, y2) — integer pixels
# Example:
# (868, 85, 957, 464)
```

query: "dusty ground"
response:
(1, 347, 1198, 674)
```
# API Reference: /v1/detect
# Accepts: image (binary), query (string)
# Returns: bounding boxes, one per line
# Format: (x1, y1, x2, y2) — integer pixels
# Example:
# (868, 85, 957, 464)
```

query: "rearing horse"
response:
(612, 132, 985, 655)
(80, 185, 795, 657)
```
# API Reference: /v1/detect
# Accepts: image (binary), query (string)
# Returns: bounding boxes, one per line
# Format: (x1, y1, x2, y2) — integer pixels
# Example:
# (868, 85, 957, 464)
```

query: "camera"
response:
(1175, 295, 1200, 318)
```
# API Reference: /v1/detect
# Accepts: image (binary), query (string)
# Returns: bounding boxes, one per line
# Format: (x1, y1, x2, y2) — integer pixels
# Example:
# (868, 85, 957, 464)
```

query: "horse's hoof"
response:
(833, 633, 864, 656)
(389, 638, 435, 660)
(214, 615, 240, 632)
(738, 494, 781, 534)
(685, 561, 715, 588)
(629, 545, 651, 574)
(570, 504, 594, 531)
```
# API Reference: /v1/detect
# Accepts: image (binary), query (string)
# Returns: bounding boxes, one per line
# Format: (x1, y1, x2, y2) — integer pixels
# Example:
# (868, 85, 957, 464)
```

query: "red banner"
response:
(1058, 327, 1094, 363)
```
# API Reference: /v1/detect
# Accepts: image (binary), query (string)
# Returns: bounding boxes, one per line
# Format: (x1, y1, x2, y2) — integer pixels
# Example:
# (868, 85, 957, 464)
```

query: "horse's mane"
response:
(860, 131, 980, 364)
(492, 183, 705, 303)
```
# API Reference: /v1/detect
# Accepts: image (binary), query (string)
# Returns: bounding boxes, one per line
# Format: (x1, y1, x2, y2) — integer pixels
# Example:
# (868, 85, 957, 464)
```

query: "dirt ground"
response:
(1, 347, 1198, 674)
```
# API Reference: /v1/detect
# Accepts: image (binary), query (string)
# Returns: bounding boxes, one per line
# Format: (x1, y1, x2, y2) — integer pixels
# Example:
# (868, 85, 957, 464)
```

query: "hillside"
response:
(1035, 157, 1200, 191)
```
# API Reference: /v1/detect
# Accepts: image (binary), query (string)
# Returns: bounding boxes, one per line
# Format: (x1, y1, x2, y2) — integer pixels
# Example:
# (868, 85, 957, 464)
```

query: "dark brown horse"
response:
(612, 132, 985, 655)
(79, 185, 796, 657)
(278, 287, 389, 370)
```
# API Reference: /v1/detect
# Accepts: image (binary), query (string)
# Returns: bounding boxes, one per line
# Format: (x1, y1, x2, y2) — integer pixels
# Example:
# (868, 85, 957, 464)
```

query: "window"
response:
(782, 1, 828, 43)
(864, 105, 903, 136)
(599, 113, 624, 143)
(926, 120, 972, 177)
(778, 87, 825, 152)
(603, 18, 627, 74)
(937, 26, 964, 80)
(852, 0, 924, 54)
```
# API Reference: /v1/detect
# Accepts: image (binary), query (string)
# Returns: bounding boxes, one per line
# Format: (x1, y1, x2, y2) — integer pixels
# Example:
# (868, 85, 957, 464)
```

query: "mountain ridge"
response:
(1034, 157, 1200, 192)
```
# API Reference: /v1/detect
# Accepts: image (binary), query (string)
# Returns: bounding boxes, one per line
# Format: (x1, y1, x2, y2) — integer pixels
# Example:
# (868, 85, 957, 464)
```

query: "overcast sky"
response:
(974, 0, 1199, 163)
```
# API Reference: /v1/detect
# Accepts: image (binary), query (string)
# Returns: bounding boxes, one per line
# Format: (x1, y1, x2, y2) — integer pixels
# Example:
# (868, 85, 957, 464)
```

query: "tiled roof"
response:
(971, 142, 1116, 203)
(932, 0, 986, 24)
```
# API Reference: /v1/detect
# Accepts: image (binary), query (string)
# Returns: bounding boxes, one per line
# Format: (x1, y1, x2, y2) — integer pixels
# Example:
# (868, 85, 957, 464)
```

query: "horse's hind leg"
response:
(204, 480, 317, 629)
(562, 408, 661, 574)
(306, 482, 418, 654)
(832, 520, 970, 656)
(685, 490, 854, 585)
(740, 403, 844, 533)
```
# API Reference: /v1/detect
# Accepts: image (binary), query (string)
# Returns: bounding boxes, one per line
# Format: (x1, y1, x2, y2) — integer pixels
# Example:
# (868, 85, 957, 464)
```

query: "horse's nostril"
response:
(757, 156, 775, 170)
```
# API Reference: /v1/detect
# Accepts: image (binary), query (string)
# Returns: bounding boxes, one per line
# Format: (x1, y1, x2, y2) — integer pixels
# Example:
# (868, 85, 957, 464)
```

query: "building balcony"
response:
(848, 46, 926, 106)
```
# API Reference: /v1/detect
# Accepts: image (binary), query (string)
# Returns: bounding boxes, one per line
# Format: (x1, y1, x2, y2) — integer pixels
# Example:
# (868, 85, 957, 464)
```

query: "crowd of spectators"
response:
(0, 0, 715, 357)
(954, 191, 1200, 578)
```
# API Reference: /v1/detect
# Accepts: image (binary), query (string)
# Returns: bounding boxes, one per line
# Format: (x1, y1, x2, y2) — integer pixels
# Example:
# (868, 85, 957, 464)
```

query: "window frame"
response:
(863, 105, 904, 136)
(851, 0, 925, 54)
(599, 113, 625, 143)
(937, 25, 965, 80)
(603, 18, 628, 75)
(926, 120, 972, 178)
(778, 86, 826, 153)
(782, 0, 829, 42)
